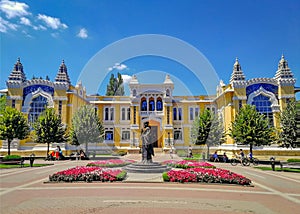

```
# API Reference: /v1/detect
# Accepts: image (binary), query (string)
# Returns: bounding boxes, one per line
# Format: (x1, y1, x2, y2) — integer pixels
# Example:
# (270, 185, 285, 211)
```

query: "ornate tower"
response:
(230, 58, 246, 85)
(54, 60, 71, 85)
(274, 55, 296, 110)
(6, 58, 27, 110)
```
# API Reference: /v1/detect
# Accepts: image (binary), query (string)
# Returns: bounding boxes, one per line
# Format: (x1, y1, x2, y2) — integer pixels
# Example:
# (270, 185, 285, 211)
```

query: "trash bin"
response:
(29, 153, 35, 167)
(270, 157, 275, 171)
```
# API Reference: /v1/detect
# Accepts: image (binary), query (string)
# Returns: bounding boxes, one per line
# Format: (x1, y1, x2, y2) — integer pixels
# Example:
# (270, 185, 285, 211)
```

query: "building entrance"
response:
(151, 126, 158, 148)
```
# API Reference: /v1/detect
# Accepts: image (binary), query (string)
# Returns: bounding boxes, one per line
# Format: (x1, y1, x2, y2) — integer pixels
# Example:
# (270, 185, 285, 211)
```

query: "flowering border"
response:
(163, 167, 251, 185)
(49, 166, 126, 182)
(86, 159, 135, 167)
(162, 160, 216, 169)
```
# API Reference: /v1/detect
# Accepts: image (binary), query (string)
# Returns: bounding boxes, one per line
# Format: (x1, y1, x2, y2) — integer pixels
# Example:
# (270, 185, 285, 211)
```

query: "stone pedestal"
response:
(123, 162, 171, 173)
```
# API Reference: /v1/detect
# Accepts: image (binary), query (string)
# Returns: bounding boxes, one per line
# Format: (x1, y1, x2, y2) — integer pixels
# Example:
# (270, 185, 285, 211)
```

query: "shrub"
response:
(162, 172, 170, 181)
(287, 159, 300, 163)
(3, 155, 22, 160)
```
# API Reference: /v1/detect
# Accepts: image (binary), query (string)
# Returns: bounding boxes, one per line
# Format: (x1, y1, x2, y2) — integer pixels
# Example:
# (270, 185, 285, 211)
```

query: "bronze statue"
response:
(141, 121, 154, 163)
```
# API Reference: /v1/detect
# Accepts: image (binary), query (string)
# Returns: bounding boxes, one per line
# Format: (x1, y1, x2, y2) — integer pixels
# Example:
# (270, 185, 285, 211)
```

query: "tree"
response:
(191, 109, 225, 157)
(279, 100, 298, 148)
(0, 107, 30, 155)
(33, 108, 67, 156)
(105, 72, 125, 96)
(229, 104, 274, 154)
(69, 105, 104, 153)
(0, 95, 7, 113)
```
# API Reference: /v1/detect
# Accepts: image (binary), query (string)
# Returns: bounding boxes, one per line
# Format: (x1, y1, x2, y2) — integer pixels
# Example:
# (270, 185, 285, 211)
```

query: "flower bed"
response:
(86, 159, 135, 167)
(163, 167, 251, 185)
(49, 166, 126, 182)
(162, 160, 216, 169)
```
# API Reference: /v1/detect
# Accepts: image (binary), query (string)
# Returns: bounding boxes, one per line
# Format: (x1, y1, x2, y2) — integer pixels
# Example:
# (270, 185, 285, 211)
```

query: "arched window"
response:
(132, 89, 137, 97)
(149, 97, 155, 111)
(141, 97, 147, 111)
(121, 108, 126, 120)
(156, 97, 163, 111)
(252, 94, 274, 126)
(28, 95, 48, 124)
(166, 89, 170, 97)
(127, 108, 131, 120)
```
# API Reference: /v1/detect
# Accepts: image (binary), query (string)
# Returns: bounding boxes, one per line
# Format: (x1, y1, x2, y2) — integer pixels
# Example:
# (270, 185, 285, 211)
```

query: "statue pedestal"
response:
(123, 162, 171, 173)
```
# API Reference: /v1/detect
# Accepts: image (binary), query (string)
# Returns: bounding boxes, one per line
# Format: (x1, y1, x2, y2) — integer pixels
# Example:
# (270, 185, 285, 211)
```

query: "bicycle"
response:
(246, 157, 259, 166)
(230, 156, 249, 166)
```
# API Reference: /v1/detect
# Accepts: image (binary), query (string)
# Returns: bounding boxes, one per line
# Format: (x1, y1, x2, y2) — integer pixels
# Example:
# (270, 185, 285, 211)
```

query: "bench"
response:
(280, 162, 300, 170)
(0, 158, 25, 167)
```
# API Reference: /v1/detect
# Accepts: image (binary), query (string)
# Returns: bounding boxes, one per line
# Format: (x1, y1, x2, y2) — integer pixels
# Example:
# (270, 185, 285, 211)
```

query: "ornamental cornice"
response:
(246, 78, 277, 86)
(53, 96, 68, 101)
(24, 79, 54, 87)
(6, 81, 24, 88)
(278, 94, 295, 99)
(231, 81, 247, 88)
(232, 96, 247, 100)
(271, 104, 280, 113)
(54, 82, 69, 90)
(7, 96, 23, 100)
(277, 78, 296, 86)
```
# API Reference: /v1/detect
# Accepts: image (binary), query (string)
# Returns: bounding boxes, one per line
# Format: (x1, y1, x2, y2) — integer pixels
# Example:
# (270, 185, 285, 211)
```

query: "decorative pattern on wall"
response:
(23, 84, 54, 104)
(246, 83, 278, 98)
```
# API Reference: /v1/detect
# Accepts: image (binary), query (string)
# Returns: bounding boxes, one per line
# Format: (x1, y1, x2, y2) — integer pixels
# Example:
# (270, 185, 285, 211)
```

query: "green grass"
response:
(254, 166, 300, 173)
(0, 163, 53, 169)
(183, 153, 202, 161)
(287, 159, 300, 163)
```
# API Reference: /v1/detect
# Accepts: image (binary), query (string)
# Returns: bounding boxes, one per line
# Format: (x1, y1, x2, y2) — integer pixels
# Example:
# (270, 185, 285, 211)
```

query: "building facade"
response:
(0, 56, 297, 155)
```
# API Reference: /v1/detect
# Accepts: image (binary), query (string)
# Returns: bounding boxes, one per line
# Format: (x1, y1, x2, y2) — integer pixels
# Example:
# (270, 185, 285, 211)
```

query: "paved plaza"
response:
(1, 154, 300, 214)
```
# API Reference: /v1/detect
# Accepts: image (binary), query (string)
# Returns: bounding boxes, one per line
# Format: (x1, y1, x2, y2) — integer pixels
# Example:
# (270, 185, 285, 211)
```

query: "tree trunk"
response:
(206, 145, 210, 161)
(85, 142, 88, 156)
(250, 143, 253, 155)
(7, 139, 11, 156)
(47, 142, 50, 157)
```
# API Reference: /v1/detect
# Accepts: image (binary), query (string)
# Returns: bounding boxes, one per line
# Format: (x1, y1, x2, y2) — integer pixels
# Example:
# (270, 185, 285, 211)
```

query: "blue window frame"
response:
(252, 94, 274, 126)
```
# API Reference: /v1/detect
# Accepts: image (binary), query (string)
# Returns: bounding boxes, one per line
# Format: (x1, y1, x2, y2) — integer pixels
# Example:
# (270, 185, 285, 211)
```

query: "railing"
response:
(140, 111, 164, 116)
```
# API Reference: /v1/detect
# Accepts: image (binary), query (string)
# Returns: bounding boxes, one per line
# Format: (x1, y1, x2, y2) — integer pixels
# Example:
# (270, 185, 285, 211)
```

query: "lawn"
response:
(254, 166, 300, 173)
(0, 163, 54, 169)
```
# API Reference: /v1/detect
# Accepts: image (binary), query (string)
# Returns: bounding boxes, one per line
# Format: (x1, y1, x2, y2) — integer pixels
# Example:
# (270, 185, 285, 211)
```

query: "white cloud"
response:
(77, 28, 88, 39)
(122, 75, 132, 84)
(0, 17, 18, 32)
(51, 32, 59, 38)
(108, 63, 128, 71)
(20, 17, 31, 26)
(0, 0, 30, 19)
(37, 14, 68, 30)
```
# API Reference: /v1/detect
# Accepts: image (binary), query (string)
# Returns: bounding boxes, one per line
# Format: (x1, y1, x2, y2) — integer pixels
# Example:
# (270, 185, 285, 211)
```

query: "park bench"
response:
(279, 162, 300, 170)
(0, 158, 25, 167)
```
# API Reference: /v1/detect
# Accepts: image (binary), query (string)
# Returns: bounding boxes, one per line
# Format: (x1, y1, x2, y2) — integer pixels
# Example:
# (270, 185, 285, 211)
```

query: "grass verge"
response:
(254, 166, 300, 173)
(0, 163, 53, 169)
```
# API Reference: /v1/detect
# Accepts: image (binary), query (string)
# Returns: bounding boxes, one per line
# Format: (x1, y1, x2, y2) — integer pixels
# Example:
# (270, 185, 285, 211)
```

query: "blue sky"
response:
(1, 0, 299, 99)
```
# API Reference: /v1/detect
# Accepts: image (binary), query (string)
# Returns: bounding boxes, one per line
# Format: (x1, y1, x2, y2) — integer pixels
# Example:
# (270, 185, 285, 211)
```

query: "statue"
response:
(141, 121, 154, 163)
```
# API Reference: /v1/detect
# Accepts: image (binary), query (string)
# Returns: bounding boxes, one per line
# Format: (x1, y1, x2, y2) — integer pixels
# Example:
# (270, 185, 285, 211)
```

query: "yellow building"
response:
(0, 56, 297, 155)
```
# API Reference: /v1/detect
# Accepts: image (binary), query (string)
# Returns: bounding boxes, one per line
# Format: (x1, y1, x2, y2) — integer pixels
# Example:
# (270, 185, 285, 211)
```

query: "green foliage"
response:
(229, 105, 275, 153)
(33, 108, 67, 155)
(105, 72, 125, 96)
(191, 109, 225, 146)
(279, 100, 298, 148)
(116, 171, 127, 181)
(3, 155, 22, 160)
(0, 95, 7, 113)
(112, 150, 127, 156)
(254, 166, 300, 173)
(69, 105, 104, 152)
(162, 172, 170, 181)
(0, 106, 30, 155)
(287, 159, 300, 163)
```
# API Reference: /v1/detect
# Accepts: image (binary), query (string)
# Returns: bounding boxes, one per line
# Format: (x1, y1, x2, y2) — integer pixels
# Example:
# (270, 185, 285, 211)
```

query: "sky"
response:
(1, 0, 299, 99)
